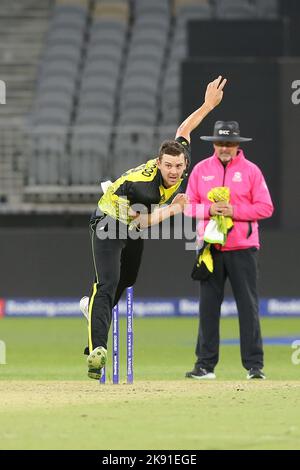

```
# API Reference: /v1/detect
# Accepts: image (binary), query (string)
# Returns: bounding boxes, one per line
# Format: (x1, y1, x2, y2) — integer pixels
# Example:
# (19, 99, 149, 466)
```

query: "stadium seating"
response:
(0, 0, 52, 205)
(28, 0, 89, 186)
(174, 0, 213, 20)
(69, 0, 129, 184)
(70, 127, 110, 184)
(112, 0, 170, 177)
(1, 0, 283, 206)
(255, 0, 279, 19)
(113, 130, 157, 177)
(159, 0, 213, 143)
(215, 0, 258, 19)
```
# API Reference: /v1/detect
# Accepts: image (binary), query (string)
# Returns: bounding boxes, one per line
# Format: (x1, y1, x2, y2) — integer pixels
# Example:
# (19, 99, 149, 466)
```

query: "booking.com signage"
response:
(1, 298, 300, 318)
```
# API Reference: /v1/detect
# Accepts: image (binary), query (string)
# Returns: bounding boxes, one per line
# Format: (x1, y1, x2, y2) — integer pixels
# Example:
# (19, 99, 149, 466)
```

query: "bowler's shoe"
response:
(87, 346, 107, 380)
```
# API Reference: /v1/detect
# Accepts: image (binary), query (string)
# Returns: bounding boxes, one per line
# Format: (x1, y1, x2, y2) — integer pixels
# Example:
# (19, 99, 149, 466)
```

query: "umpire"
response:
(185, 120, 274, 380)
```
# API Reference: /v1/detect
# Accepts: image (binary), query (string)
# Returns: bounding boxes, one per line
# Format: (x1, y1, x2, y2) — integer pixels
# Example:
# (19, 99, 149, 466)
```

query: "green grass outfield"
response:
(0, 316, 300, 450)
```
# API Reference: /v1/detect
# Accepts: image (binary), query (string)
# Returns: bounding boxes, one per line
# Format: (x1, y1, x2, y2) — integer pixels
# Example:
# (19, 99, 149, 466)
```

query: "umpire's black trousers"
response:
(195, 247, 264, 372)
(88, 216, 144, 352)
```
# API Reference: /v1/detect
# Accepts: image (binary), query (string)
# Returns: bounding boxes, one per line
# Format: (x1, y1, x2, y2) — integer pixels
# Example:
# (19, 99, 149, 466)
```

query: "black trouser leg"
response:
(88, 220, 144, 353)
(88, 230, 124, 352)
(225, 249, 264, 370)
(195, 248, 226, 371)
(114, 237, 144, 306)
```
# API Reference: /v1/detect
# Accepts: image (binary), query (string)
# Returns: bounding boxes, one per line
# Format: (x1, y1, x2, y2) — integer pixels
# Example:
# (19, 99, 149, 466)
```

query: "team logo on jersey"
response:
(232, 172, 242, 182)
(142, 162, 157, 177)
(202, 175, 215, 181)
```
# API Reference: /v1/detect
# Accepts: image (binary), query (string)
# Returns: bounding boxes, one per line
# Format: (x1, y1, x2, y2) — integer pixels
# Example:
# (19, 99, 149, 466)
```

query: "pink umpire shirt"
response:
(185, 149, 274, 251)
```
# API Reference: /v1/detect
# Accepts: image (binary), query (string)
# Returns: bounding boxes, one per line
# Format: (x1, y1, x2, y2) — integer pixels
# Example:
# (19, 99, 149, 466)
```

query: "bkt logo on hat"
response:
(201, 121, 253, 143)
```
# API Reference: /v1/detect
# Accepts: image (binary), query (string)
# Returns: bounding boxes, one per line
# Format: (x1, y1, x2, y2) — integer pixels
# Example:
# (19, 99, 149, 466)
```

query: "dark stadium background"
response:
(0, 0, 299, 301)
